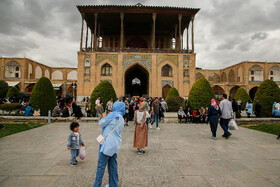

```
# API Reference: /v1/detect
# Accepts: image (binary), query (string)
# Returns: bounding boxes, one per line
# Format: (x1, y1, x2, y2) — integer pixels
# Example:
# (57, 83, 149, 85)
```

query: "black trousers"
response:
(178, 115, 187, 122)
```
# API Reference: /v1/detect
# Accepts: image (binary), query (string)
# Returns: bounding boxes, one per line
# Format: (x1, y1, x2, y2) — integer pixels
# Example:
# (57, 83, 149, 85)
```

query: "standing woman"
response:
(207, 99, 222, 140)
(133, 102, 150, 155)
(93, 101, 125, 187)
(246, 100, 253, 118)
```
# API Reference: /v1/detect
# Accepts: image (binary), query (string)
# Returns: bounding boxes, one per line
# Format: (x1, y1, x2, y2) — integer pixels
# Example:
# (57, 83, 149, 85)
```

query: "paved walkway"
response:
(0, 122, 279, 187)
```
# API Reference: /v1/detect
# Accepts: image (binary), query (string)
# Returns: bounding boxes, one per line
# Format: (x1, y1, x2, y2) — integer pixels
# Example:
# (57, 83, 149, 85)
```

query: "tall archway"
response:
(208, 73, 220, 83)
(249, 86, 258, 101)
(125, 64, 149, 97)
(212, 85, 224, 99)
(230, 86, 239, 98)
(228, 69, 235, 82)
(196, 72, 205, 80)
(162, 84, 171, 99)
(221, 72, 227, 82)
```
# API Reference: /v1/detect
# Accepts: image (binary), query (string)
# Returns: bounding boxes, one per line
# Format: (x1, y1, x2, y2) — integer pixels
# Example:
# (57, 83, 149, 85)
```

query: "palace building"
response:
(0, 4, 279, 102)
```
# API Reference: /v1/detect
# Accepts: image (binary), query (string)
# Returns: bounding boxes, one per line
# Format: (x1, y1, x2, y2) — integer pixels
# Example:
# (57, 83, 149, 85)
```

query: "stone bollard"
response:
(48, 110, 51, 124)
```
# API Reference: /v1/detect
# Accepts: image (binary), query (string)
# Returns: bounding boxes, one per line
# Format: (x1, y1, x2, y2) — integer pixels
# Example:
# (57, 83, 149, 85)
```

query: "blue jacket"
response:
(99, 115, 124, 156)
(246, 103, 253, 114)
(67, 131, 84, 149)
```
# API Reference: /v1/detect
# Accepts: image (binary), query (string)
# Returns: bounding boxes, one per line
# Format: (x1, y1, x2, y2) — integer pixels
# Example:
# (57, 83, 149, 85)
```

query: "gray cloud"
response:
(251, 32, 269, 41)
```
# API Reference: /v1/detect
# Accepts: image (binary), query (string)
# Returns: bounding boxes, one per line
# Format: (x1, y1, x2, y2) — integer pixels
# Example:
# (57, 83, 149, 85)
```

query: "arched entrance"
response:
(249, 86, 258, 101)
(162, 84, 171, 99)
(25, 83, 35, 94)
(125, 64, 149, 97)
(212, 85, 224, 99)
(230, 86, 240, 98)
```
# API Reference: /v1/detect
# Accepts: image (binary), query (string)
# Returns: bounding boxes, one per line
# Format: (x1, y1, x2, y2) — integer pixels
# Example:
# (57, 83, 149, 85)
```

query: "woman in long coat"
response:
(133, 102, 150, 155)
(207, 99, 222, 140)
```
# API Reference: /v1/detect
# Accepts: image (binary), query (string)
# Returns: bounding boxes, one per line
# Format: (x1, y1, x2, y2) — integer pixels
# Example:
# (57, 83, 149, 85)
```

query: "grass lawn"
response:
(0, 123, 46, 138)
(239, 123, 280, 135)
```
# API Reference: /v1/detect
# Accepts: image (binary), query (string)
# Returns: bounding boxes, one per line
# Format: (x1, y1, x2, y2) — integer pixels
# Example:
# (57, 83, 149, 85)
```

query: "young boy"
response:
(67, 122, 85, 166)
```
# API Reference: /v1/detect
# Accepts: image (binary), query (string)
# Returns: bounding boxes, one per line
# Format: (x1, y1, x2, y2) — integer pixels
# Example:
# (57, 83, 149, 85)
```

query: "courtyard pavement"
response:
(0, 121, 279, 187)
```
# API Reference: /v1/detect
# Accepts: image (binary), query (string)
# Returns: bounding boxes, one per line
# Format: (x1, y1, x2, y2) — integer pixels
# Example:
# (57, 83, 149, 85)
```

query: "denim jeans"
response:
(151, 113, 159, 128)
(95, 107, 99, 117)
(70, 149, 79, 164)
(93, 152, 118, 187)
(220, 118, 230, 136)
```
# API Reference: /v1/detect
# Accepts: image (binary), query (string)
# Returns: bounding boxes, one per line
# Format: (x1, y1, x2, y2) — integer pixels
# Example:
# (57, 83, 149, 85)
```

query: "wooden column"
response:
(120, 12, 124, 50)
(90, 30, 93, 50)
(174, 24, 177, 49)
(152, 13, 156, 50)
(94, 13, 98, 50)
(186, 25, 189, 52)
(178, 14, 182, 50)
(191, 15, 195, 53)
(80, 13, 84, 51)
(85, 25, 89, 50)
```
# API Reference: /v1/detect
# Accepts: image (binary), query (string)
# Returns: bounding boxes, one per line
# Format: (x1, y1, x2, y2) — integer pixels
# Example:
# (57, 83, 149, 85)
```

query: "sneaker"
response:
(156, 127, 160, 130)
(211, 137, 217, 140)
(75, 159, 78, 163)
(226, 133, 232, 139)
(70, 162, 77, 166)
(141, 150, 145, 154)
(149, 124, 152, 129)
(105, 184, 109, 187)
(138, 151, 142, 155)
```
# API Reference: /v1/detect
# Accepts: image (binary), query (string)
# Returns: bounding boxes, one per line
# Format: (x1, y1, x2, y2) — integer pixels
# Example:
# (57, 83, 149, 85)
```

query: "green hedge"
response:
(6, 87, 20, 98)
(0, 103, 22, 114)
(188, 77, 216, 110)
(29, 77, 57, 116)
(0, 80, 9, 98)
(253, 79, 280, 117)
(166, 87, 179, 101)
(234, 87, 251, 110)
(166, 96, 185, 112)
(90, 80, 117, 116)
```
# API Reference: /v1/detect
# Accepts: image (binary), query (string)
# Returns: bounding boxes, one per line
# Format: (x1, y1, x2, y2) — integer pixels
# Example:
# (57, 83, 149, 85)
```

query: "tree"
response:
(234, 88, 251, 110)
(253, 79, 280, 117)
(90, 80, 117, 116)
(165, 87, 180, 102)
(29, 77, 57, 116)
(188, 77, 216, 110)
(6, 87, 20, 98)
(0, 80, 9, 98)
(166, 96, 185, 112)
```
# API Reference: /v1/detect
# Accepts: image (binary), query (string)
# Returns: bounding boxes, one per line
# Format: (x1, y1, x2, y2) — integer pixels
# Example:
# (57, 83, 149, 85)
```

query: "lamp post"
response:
(71, 83, 77, 98)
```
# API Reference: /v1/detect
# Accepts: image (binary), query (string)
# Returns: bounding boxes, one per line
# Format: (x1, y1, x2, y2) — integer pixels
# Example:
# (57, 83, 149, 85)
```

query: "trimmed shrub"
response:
(0, 80, 9, 98)
(90, 80, 117, 116)
(188, 77, 216, 110)
(234, 88, 251, 110)
(6, 87, 20, 98)
(165, 87, 179, 101)
(29, 77, 57, 116)
(0, 103, 22, 114)
(166, 96, 185, 112)
(253, 79, 280, 117)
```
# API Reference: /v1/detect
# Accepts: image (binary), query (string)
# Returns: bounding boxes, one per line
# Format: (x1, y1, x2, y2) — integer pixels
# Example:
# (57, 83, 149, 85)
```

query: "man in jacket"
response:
(219, 94, 233, 139)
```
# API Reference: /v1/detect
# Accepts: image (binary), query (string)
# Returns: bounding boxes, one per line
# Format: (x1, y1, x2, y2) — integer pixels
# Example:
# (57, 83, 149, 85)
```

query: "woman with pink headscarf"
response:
(206, 99, 222, 140)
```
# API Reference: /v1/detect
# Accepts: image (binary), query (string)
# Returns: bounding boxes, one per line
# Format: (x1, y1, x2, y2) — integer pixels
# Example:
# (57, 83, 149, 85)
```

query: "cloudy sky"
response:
(0, 0, 279, 69)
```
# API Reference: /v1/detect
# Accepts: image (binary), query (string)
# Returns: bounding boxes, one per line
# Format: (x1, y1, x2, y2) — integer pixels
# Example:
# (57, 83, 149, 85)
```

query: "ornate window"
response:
(196, 72, 205, 80)
(101, 63, 112, 76)
(183, 69, 189, 77)
(5, 60, 21, 79)
(268, 66, 280, 82)
(161, 65, 172, 77)
(249, 65, 263, 82)
(221, 72, 227, 82)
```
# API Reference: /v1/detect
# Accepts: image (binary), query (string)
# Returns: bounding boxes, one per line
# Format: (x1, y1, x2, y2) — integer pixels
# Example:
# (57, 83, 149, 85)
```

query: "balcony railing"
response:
(82, 47, 192, 53)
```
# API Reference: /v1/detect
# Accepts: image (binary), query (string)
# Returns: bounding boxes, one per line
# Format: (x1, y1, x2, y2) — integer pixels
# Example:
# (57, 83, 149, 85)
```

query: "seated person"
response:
(272, 109, 280, 117)
(52, 106, 60, 117)
(193, 110, 201, 123)
(178, 107, 187, 123)
(24, 103, 34, 116)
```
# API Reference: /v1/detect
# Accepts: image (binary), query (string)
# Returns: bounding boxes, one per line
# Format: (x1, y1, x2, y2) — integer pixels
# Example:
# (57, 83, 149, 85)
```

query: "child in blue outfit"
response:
(67, 122, 85, 166)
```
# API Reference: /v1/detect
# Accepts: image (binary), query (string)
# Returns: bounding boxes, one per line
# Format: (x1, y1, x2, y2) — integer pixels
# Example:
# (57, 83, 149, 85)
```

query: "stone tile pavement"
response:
(0, 121, 279, 187)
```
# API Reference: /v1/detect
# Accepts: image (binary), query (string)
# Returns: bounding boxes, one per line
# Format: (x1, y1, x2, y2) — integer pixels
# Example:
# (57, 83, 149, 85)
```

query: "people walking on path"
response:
(219, 94, 233, 139)
(255, 100, 262, 117)
(93, 102, 125, 187)
(97, 102, 104, 120)
(161, 98, 168, 112)
(95, 97, 101, 117)
(246, 100, 253, 118)
(123, 100, 129, 126)
(151, 97, 160, 130)
(231, 99, 238, 120)
(67, 122, 85, 166)
(133, 102, 149, 155)
(106, 98, 114, 114)
(207, 99, 222, 140)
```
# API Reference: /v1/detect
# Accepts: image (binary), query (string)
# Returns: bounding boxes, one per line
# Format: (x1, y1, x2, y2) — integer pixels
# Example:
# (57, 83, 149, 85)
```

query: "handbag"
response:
(96, 120, 122, 145)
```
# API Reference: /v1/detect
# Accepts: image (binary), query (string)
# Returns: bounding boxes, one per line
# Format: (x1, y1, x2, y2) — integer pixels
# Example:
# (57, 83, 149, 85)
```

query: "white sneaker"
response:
(156, 127, 160, 130)
(105, 184, 109, 187)
(149, 124, 152, 129)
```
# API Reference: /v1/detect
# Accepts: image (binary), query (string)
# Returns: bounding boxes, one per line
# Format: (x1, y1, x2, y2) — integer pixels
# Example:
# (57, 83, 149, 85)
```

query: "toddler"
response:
(67, 122, 85, 166)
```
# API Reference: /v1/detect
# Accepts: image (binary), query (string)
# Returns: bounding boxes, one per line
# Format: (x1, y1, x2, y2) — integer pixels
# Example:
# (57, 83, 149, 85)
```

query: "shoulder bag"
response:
(96, 120, 122, 145)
